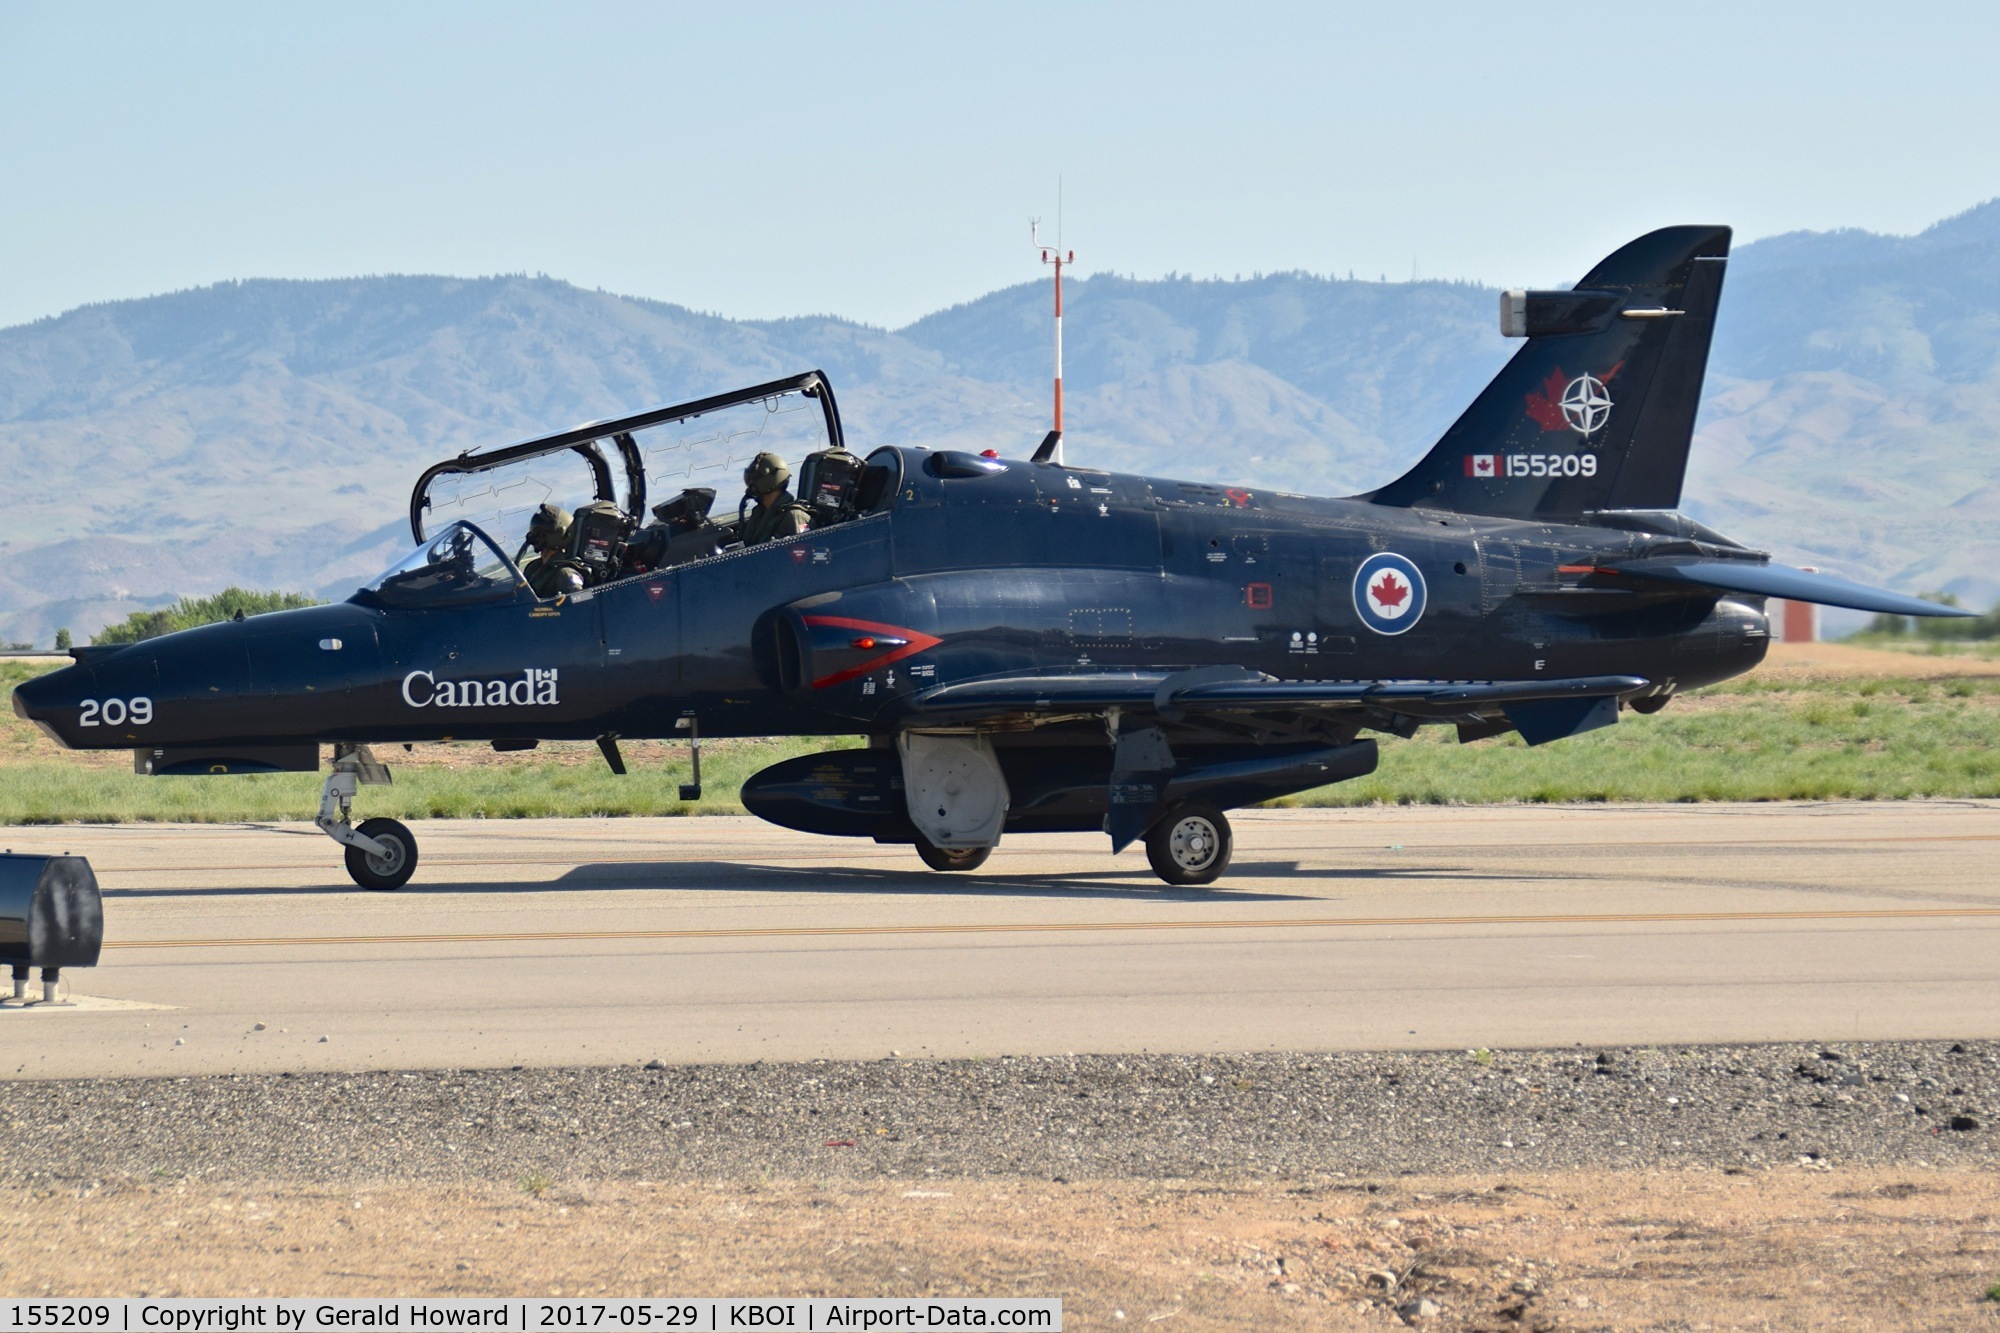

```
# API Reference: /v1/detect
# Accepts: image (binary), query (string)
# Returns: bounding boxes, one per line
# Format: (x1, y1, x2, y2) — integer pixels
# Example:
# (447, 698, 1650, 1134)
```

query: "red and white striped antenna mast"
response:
(1030, 185, 1072, 466)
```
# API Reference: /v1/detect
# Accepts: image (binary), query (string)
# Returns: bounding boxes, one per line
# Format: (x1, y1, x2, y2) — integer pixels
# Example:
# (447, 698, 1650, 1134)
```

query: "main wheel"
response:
(345, 817, 418, 891)
(1146, 801, 1232, 886)
(913, 833, 992, 872)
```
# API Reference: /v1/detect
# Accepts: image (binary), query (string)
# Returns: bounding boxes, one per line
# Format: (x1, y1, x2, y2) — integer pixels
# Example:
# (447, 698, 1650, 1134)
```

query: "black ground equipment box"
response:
(0, 852, 103, 1003)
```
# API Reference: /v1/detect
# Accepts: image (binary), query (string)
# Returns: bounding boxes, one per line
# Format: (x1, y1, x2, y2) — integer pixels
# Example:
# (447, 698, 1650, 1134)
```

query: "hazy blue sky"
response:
(4, 2, 1998, 330)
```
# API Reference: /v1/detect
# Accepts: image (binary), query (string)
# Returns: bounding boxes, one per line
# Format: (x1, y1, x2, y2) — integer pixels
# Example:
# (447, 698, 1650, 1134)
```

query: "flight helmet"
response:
(525, 502, 572, 549)
(743, 452, 790, 497)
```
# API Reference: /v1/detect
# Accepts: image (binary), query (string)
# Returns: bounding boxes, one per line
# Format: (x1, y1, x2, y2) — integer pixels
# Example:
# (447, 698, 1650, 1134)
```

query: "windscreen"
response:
(361, 523, 522, 608)
(418, 447, 608, 558)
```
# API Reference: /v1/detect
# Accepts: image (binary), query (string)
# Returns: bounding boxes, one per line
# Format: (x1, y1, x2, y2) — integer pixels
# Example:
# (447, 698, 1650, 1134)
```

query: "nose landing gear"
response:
(344, 817, 419, 891)
(316, 744, 418, 891)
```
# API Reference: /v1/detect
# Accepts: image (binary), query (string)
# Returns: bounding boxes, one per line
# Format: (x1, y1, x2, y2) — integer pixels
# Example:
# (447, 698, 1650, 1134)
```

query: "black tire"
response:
(344, 817, 418, 891)
(913, 833, 992, 872)
(1146, 800, 1232, 886)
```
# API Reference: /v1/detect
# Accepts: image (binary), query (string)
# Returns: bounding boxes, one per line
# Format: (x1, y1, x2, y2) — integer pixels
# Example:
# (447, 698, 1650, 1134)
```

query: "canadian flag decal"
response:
(1464, 454, 1496, 477)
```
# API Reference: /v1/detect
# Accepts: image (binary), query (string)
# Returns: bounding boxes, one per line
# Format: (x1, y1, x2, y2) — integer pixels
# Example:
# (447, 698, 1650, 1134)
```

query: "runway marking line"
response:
(101, 905, 2000, 952)
(56, 831, 2000, 877)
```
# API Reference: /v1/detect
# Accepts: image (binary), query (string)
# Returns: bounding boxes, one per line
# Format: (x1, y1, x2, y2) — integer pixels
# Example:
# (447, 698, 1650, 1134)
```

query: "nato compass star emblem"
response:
(1559, 373, 1612, 435)
(1526, 362, 1621, 440)
(1352, 552, 1427, 636)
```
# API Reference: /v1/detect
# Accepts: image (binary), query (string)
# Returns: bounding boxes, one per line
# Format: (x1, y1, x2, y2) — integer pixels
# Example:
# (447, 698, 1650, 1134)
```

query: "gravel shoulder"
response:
(3, 1043, 1996, 1327)
(4, 1042, 1992, 1186)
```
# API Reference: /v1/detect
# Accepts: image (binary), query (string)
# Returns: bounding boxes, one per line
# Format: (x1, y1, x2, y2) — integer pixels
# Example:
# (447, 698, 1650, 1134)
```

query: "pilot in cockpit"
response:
(738, 452, 812, 547)
(518, 503, 585, 598)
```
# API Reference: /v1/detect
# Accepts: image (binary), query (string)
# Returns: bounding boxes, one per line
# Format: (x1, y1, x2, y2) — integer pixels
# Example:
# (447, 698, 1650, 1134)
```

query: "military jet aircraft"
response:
(13, 225, 1971, 890)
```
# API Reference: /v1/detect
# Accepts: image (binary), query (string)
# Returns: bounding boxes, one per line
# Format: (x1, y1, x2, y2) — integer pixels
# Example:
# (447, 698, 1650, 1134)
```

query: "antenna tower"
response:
(1030, 187, 1073, 466)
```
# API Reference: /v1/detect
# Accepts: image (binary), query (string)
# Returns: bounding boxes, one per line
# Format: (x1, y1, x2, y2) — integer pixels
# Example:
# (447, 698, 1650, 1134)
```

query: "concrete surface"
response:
(2, 803, 1996, 1080)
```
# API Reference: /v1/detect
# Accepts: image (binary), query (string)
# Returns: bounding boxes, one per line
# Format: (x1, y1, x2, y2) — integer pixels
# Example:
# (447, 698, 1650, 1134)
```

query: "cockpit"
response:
(358, 522, 523, 609)
(399, 371, 900, 600)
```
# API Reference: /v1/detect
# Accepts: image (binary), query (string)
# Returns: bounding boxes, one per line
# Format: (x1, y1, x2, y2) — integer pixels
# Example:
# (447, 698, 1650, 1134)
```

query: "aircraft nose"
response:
(13, 605, 385, 752)
(10, 657, 104, 746)
(13, 622, 245, 749)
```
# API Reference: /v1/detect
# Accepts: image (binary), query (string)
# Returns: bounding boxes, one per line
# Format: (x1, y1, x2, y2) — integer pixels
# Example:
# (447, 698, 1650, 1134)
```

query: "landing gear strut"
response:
(1146, 800, 1233, 887)
(317, 744, 418, 891)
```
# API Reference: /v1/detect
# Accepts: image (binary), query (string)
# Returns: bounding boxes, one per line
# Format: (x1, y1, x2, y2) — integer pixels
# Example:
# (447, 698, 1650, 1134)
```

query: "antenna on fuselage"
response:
(1030, 188, 1073, 466)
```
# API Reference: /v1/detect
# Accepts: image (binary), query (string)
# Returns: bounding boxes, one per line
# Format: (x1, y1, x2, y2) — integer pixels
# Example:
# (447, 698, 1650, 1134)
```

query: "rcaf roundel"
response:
(1352, 552, 1427, 635)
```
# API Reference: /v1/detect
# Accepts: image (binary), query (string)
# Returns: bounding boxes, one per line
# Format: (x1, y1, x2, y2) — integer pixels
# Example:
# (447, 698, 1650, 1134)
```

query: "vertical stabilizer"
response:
(1367, 225, 1730, 519)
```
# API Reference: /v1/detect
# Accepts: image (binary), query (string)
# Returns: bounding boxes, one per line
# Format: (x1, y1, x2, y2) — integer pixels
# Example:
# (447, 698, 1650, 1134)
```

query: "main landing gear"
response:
(890, 726, 1238, 885)
(912, 832, 992, 872)
(317, 744, 419, 891)
(1145, 800, 1233, 887)
(904, 802, 1235, 886)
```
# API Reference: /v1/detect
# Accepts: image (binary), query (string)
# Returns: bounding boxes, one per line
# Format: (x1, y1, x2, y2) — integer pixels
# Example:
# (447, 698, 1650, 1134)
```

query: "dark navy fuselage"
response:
(13, 445, 1767, 754)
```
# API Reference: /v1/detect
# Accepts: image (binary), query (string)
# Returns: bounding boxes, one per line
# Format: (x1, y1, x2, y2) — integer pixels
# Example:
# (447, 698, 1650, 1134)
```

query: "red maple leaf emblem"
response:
(1371, 572, 1409, 609)
(1525, 367, 1570, 432)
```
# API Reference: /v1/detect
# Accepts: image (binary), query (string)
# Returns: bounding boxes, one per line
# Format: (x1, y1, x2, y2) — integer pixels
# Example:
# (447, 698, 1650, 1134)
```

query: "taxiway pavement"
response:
(3, 803, 1996, 1079)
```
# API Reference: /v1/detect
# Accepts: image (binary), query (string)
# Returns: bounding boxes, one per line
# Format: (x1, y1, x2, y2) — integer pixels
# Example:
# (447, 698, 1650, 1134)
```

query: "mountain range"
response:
(4, 203, 1999, 645)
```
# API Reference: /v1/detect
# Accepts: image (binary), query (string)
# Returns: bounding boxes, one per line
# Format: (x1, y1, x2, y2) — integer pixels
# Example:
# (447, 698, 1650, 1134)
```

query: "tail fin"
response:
(1368, 225, 1730, 519)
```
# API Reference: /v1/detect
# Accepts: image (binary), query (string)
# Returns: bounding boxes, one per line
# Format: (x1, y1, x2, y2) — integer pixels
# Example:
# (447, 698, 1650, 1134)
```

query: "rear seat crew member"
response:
(738, 452, 812, 546)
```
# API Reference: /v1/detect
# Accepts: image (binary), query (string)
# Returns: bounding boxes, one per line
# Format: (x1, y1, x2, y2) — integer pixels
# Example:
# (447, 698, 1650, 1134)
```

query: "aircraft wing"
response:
(1592, 558, 1975, 619)
(911, 670, 1646, 729)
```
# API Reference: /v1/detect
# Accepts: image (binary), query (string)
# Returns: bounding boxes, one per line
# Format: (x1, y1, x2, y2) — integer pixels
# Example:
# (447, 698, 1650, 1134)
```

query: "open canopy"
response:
(408, 371, 846, 546)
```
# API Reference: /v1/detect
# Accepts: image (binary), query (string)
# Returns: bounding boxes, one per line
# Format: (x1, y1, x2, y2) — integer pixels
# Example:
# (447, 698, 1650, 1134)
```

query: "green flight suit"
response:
(740, 490, 812, 546)
(521, 552, 584, 598)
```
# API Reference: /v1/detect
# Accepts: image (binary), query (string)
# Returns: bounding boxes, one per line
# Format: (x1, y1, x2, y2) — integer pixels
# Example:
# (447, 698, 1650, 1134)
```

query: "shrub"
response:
(94, 589, 322, 645)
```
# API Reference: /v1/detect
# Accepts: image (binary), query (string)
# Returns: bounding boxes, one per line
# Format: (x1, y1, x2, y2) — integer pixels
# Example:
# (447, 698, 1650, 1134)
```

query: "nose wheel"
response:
(1146, 800, 1232, 886)
(344, 817, 419, 891)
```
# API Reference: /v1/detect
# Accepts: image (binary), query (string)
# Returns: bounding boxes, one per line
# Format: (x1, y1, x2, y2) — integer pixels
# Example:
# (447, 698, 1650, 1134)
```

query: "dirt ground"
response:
(1755, 641, 2000, 680)
(1, 1170, 1994, 1330)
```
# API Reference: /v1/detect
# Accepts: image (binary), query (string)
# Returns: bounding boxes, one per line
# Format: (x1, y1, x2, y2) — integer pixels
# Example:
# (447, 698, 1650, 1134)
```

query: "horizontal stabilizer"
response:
(1597, 559, 1976, 618)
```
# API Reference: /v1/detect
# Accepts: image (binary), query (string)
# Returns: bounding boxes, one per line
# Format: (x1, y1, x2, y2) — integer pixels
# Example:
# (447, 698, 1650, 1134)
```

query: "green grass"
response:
(0, 738, 831, 825)
(1296, 675, 2000, 806)
(4, 662, 1999, 824)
